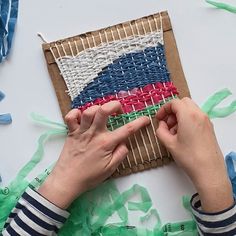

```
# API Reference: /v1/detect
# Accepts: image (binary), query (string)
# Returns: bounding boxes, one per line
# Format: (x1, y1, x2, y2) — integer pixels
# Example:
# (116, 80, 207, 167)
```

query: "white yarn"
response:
(53, 30, 164, 101)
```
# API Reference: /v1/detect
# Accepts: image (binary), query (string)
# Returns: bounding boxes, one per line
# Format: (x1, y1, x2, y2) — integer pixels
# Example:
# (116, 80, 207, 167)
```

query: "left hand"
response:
(38, 101, 150, 209)
(155, 98, 233, 212)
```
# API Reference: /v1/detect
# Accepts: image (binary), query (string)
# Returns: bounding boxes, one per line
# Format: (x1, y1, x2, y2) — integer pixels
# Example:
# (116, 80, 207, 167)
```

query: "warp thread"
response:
(55, 30, 164, 100)
(0, 0, 19, 62)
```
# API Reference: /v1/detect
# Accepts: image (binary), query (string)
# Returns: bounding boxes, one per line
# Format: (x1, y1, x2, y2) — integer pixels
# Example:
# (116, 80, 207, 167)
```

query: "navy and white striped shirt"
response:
(2, 188, 236, 235)
(191, 193, 236, 235)
(2, 188, 69, 236)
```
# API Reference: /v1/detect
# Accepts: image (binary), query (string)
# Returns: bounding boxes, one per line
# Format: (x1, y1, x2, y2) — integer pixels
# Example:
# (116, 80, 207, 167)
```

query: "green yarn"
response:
(108, 97, 176, 130)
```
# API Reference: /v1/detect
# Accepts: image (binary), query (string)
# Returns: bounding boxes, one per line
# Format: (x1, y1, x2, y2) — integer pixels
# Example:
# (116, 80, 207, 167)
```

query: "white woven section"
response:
(53, 30, 164, 101)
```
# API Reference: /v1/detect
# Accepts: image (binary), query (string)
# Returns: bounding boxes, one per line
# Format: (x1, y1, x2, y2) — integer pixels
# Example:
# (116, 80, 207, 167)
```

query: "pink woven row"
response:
(78, 82, 178, 113)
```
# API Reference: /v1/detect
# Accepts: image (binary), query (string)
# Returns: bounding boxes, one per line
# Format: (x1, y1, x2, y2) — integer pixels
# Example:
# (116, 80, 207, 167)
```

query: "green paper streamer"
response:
(59, 181, 197, 236)
(0, 110, 198, 235)
(201, 88, 236, 118)
(3, 86, 236, 236)
(30, 112, 67, 129)
(208, 101, 236, 118)
(0, 114, 67, 231)
(206, 0, 236, 13)
(140, 209, 162, 229)
(182, 195, 192, 213)
(162, 220, 197, 235)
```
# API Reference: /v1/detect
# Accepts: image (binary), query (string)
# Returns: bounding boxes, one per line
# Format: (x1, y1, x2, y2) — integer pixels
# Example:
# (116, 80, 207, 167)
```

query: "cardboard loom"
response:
(42, 11, 190, 177)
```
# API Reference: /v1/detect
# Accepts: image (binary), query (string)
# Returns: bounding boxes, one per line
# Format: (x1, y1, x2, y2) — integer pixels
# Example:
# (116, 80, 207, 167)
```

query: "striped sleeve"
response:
(2, 187, 70, 236)
(191, 193, 236, 235)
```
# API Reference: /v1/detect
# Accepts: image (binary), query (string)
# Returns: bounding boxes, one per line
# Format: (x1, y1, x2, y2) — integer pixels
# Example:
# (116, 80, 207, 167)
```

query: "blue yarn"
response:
(0, 90, 5, 101)
(0, 90, 12, 124)
(0, 0, 19, 62)
(225, 152, 236, 197)
(72, 44, 170, 108)
(0, 113, 12, 124)
(6, 0, 18, 56)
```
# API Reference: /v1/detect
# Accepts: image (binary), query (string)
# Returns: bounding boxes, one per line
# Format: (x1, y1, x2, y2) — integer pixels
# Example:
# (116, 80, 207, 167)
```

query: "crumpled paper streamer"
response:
(0, 113, 197, 235)
(206, 0, 236, 13)
(201, 88, 236, 118)
(1, 87, 236, 235)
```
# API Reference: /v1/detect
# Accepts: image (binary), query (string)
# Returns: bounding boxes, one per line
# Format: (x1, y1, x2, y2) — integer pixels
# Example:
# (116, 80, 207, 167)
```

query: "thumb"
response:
(156, 120, 176, 148)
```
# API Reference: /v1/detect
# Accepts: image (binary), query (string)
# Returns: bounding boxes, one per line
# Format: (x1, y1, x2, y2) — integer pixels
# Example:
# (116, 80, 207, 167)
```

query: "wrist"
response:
(194, 174, 234, 213)
(38, 172, 81, 209)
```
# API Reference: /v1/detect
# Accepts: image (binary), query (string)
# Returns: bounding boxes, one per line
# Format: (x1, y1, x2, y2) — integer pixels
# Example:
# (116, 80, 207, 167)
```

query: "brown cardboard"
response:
(42, 11, 190, 177)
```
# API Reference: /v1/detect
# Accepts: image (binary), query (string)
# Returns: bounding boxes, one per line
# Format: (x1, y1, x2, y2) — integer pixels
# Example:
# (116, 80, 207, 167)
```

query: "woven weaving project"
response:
(42, 11, 190, 177)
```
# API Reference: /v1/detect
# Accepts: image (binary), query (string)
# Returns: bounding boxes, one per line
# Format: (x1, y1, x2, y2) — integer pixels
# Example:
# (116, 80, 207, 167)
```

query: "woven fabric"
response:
(72, 44, 170, 108)
(42, 11, 191, 176)
(107, 96, 176, 130)
(47, 14, 175, 175)
(55, 30, 163, 101)
(79, 82, 178, 113)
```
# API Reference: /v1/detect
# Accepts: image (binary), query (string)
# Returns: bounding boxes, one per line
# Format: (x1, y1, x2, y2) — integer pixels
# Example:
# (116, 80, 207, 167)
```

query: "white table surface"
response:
(1, 0, 236, 225)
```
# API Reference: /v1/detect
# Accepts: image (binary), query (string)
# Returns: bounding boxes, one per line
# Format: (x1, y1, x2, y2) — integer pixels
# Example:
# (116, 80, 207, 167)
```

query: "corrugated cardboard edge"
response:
(42, 11, 190, 177)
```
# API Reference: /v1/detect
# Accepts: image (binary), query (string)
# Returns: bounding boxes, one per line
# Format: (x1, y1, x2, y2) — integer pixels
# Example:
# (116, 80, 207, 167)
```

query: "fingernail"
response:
(144, 116, 151, 124)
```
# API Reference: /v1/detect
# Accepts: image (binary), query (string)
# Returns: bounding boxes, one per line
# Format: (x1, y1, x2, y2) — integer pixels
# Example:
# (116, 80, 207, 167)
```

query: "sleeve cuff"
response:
(190, 193, 236, 233)
(23, 187, 70, 223)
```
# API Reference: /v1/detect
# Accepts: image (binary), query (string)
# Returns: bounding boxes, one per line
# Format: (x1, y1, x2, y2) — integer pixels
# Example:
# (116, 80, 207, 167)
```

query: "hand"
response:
(38, 101, 150, 209)
(156, 97, 233, 212)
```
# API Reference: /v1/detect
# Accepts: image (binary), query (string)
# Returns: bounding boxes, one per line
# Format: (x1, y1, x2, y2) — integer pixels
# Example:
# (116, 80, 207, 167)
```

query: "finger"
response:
(109, 116, 150, 147)
(166, 114, 177, 129)
(80, 105, 100, 132)
(92, 101, 123, 131)
(107, 143, 128, 173)
(156, 120, 176, 147)
(170, 124, 178, 135)
(156, 99, 181, 121)
(65, 109, 81, 132)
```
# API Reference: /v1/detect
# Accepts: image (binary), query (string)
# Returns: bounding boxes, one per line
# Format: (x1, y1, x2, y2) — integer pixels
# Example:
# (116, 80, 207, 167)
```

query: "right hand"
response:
(155, 97, 233, 212)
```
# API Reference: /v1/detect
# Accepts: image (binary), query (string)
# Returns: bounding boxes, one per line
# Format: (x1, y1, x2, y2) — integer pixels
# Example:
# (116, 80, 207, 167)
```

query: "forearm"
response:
(2, 187, 69, 236)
